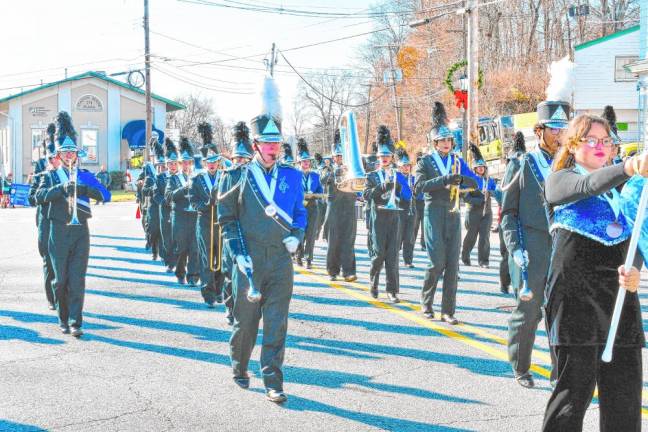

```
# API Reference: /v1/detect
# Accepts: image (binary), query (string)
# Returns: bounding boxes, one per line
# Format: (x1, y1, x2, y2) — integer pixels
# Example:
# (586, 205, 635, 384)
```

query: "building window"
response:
(80, 129, 98, 163)
(31, 128, 44, 162)
(615, 56, 639, 82)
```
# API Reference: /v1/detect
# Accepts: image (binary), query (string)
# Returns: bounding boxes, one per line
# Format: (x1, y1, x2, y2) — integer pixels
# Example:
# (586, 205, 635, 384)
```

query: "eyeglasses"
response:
(580, 137, 615, 148)
(547, 128, 563, 135)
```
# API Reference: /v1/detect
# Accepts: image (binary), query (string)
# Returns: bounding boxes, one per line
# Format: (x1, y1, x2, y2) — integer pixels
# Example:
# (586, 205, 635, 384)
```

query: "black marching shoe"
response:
(306, 260, 312, 269)
(296, 258, 303, 267)
(71, 327, 84, 338)
(152, 253, 158, 261)
(515, 373, 535, 388)
(215, 293, 224, 304)
(187, 277, 197, 287)
(48, 302, 56, 311)
(370, 289, 378, 299)
(441, 314, 459, 325)
(344, 275, 357, 282)
(478, 262, 489, 269)
(233, 375, 250, 389)
(406, 263, 415, 268)
(166, 265, 174, 274)
(177, 276, 186, 285)
(461, 257, 471, 266)
(422, 310, 434, 320)
(500, 285, 510, 294)
(266, 389, 288, 404)
(226, 309, 234, 326)
(59, 325, 70, 334)
(387, 292, 400, 303)
(330, 275, 337, 281)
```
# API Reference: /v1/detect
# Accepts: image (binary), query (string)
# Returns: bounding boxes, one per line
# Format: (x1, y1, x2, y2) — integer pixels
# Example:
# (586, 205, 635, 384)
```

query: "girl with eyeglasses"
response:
(542, 114, 648, 431)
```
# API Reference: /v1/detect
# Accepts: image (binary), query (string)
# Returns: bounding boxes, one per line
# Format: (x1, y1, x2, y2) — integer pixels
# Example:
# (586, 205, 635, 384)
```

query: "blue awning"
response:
(121, 120, 165, 149)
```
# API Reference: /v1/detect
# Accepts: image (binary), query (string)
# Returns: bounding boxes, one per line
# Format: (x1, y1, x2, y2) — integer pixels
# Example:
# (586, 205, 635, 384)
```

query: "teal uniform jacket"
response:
(321, 165, 357, 277)
(363, 169, 403, 293)
(35, 167, 103, 329)
(217, 160, 306, 392)
(500, 149, 553, 376)
(190, 170, 225, 303)
(165, 172, 200, 281)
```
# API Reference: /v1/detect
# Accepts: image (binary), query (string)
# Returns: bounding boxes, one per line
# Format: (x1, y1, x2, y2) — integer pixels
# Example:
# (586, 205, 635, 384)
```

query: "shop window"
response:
(615, 56, 638, 82)
(31, 128, 44, 162)
(80, 129, 98, 163)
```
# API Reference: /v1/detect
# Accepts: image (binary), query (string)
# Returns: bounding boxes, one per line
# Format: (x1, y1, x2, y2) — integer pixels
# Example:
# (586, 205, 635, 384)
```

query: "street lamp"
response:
(459, 73, 468, 92)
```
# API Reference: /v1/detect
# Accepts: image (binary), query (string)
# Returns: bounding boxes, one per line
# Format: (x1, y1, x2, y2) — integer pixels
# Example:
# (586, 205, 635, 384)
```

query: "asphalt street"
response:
(1, 202, 648, 431)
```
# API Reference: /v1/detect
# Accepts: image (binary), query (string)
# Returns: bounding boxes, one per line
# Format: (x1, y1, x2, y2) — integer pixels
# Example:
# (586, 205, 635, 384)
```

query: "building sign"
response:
(28, 106, 51, 117)
(76, 94, 103, 112)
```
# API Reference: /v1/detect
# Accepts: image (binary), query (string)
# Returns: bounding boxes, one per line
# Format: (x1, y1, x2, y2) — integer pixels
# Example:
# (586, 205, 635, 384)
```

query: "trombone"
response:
(67, 159, 81, 226)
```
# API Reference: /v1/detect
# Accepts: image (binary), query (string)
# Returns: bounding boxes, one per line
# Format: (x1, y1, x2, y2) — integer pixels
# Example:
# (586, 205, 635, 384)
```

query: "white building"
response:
(0, 71, 184, 182)
(574, 25, 640, 142)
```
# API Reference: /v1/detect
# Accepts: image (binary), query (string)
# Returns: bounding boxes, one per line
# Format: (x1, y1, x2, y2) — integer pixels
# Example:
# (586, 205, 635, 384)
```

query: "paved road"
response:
(1, 202, 647, 431)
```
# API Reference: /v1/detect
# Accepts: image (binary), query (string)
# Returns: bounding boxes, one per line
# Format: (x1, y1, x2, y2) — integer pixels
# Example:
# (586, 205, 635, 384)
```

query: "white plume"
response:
(546, 56, 576, 102)
(261, 75, 282, 121)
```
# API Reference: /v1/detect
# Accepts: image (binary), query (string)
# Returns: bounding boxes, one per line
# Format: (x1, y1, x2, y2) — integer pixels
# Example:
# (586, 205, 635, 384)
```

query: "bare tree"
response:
(166, 94, 229, 149)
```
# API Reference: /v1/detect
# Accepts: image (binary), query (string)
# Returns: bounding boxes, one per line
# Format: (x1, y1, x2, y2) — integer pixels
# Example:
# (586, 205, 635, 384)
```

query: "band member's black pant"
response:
(542, 345, 642, 432)
(413, 199, 425, 250)
(37, 212, 55, 306)
(498, 225, 510, 290)
(461, 205, 492, 265)
(326, 195, 357, 278)
(296, 201, 319, 263)
(147, 203, 164, 260)
(196, 212, 224, 303)
(369, 210, 400, 293)
(399, 210, 415, 265)
(160, 205, 175, 268)
(49, 221, 89, 329)
(172, 209, 199, 280)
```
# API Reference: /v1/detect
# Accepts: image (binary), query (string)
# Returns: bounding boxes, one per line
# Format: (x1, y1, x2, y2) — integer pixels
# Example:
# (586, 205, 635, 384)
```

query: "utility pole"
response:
(270, 43, 276, 77)
(375, 44, 402, 142)
(361, 83, 373, 153)
(461, 9, 468, 159)
(144, 0, 152, 162)
(466, 0, 479, 153)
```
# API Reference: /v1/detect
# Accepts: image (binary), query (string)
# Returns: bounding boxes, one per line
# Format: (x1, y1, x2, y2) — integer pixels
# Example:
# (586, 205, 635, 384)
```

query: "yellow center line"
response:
(295, 266, 648, 415)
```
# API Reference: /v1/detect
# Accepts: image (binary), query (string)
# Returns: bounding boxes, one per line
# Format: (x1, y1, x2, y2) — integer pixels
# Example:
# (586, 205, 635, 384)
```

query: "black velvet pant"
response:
(542, 345, 642, 432)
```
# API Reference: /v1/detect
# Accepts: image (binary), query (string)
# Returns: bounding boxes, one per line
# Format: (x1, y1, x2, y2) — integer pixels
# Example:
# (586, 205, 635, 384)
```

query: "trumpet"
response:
(67, 159, 81, 226)
(379, 168, 402, 211)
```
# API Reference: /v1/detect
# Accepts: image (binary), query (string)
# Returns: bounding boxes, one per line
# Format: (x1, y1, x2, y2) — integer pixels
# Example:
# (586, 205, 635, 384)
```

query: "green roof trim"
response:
(0, 71, 185, 111)
(575, 25, 640, 51)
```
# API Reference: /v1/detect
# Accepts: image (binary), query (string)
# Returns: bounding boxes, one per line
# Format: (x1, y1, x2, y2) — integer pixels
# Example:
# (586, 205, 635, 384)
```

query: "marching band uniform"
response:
(461, 144, 499, 268)
(542, 133, 644, 431)
(165, 138, 200, 286)
(363, 126, 402, 302)
(141, 160, 160, 261)
(364, 143, 379, 258)
(217, 77, 307, 403)
(313, 153, 327, 241)
(220, 121, 254, 325)
(295, 139, 323, 268)
(29, 123, 57, 310)
(395, 149, 416, 267)
(190, 123, 225, 307)
(159, 139, 178, 273)
(323, 135, 357, 281)
(501, 100, 568, 387)
(414, 102, 479, 324)
(35, 111, 109, 337)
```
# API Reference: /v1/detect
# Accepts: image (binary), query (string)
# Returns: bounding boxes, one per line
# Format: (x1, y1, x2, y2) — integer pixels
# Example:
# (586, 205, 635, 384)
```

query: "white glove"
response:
(512, 249, 529, 268)
(283, 236, 300, 254)
(235, 255, 253, 273)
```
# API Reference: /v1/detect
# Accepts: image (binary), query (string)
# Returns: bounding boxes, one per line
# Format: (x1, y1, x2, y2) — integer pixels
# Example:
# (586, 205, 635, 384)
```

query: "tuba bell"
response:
(336, 110, 366, 192)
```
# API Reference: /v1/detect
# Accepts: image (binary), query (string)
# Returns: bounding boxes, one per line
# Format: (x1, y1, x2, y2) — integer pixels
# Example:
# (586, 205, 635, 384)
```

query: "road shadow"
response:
(0, 420, 48, 432)
(0, 325, 64, 345)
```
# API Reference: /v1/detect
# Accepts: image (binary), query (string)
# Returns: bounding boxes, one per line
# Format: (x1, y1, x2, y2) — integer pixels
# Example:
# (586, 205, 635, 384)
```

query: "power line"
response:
(280, 51, 389, 108)
(152, 64, 255, 94)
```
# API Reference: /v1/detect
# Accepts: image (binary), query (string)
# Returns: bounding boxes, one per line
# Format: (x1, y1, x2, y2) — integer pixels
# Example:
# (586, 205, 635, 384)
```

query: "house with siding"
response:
(573, 25, 640, 142)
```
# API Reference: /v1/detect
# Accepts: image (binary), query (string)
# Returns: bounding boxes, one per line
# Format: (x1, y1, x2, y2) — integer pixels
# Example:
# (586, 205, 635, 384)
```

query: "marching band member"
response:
(364, 143, 379, 258)
(363, 125, 402, 303)
(190, 122, 225, 307)
(542, 114, 646, 431)
(461, 144, 499, 268)
(295, 138, 323, 269)
(142, 139, 167, 262)
(165, 137, 200, 286)
(395, 148, 416, 268)
(414, 102, 478, 325)
(220, 121, 254, 326)
(140, 155, 158, 261)
(159, 139, 178, 273)
(412, 151, 426, 251)
(500, 96, 568, 388)
(313, 152, 327, 241)
(35, 111, 109, 337)
(322, 133, 357, 281)
(217, 75, 307, 403)
(29, 123, 57, 310)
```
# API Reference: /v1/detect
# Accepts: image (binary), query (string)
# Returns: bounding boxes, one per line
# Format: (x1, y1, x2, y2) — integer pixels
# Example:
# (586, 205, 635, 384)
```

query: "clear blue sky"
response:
(2, 0, 379, 128)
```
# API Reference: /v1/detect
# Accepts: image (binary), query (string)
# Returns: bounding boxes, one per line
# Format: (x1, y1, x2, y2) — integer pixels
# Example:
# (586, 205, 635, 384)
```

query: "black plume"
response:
(602, 105, 618, 134)
(415, 151, 423, 162)
(165, 137, 177, 157)
(395, 148, 408, 161)
(179, 136, 193, 155)
(233, 121, 250, 143)
(314, 152, 323, 164)
(46, 123, 56, 144)
(431, 101, 448, 129)
(371, 142, 378, 154)
(153, 139, 165, 159)
(513, 131, 526, 154)
(283, 143, 293, 159)
(334, 129, 341, 144)
(198, 122, 213, 145)
(469, 143, 485, 163)
(297, 137, 308, 155)
(55, 111, 76, 144)
(376, 125, 394, 153)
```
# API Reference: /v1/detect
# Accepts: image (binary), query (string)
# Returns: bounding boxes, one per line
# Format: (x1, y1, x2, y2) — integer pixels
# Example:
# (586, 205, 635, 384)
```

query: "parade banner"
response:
(9, 183, 31, 207)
